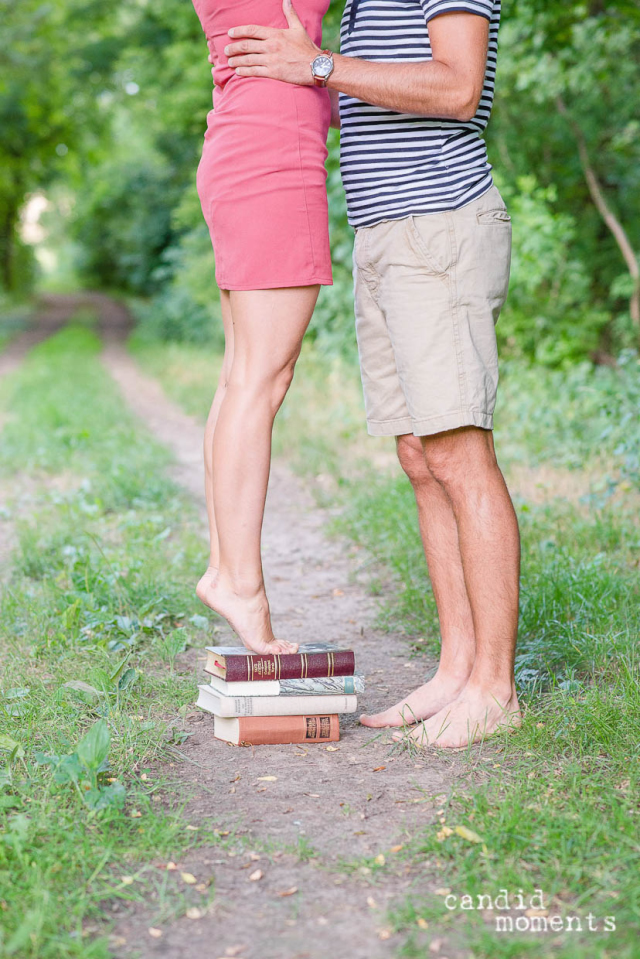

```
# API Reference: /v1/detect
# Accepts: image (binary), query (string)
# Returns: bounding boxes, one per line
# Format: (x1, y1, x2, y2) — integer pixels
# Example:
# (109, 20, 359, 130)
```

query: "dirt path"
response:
(7, 295, 469, 959)
(0, 293, 97, 378)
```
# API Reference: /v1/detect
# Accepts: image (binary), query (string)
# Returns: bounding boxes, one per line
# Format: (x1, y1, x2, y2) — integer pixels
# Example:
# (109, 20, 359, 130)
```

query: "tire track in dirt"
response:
(33, 295, 469, 959)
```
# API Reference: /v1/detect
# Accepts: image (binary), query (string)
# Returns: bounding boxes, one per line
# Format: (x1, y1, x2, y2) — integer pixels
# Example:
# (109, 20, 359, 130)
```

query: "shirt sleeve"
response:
(420, 0, 493, 24)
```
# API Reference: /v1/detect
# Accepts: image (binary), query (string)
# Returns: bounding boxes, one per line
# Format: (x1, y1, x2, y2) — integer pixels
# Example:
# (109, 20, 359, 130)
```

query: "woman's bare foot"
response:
(392, 683, 521, 748)
(359, 669, 471, 728)
(197, 572, 298, 655)
(196, 565, 218, 606)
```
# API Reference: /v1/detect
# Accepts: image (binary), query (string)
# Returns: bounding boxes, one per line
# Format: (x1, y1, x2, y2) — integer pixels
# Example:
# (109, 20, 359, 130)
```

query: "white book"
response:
(208, 673, 365, 698)
(196, 684, 358, 718)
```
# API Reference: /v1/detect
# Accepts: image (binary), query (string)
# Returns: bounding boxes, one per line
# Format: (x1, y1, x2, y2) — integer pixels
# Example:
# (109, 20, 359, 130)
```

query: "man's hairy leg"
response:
(392, 428, 520, 747)
(361, 434, 476, 728)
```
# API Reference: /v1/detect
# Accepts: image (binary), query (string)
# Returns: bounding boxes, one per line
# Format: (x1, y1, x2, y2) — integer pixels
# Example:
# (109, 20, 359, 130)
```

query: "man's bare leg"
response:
(361, 433, 476, 727)
(392, 427, 521, 748)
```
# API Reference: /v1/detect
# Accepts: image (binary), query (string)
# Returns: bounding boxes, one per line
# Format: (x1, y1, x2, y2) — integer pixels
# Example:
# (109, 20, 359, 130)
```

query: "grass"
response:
(0, 325, 225, 957)
(133, 333, 640, 958)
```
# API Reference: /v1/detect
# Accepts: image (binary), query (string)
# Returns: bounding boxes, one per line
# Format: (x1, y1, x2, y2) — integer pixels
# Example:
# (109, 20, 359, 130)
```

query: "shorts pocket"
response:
(406, 214, 452, 275)
(477, 209, 512, 224)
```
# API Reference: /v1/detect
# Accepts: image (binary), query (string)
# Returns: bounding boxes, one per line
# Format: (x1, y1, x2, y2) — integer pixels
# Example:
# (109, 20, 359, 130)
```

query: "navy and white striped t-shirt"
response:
(338, 0, 500, 228)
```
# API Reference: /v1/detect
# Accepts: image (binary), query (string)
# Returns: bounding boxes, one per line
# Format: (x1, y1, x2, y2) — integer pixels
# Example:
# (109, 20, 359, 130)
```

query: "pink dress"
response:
(192, 0, 333, 291)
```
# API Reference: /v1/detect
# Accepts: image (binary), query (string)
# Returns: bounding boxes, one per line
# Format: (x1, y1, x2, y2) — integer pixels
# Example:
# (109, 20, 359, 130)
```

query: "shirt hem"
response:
(348, 178, 494, 230)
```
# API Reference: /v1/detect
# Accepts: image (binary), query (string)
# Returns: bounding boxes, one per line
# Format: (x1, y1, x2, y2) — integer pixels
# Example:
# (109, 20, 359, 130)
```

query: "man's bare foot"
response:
(392, 683, 521, 748)
(196, 572, 298, 655)
(360, 669, 471, 728)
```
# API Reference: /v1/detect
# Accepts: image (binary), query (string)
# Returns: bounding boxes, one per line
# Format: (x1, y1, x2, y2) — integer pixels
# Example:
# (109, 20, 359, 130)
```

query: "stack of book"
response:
(196, 642, 363, 745)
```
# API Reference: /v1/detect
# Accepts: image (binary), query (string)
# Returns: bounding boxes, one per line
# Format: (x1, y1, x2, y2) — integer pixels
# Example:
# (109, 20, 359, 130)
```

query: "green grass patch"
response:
(0, 325, 222, 957)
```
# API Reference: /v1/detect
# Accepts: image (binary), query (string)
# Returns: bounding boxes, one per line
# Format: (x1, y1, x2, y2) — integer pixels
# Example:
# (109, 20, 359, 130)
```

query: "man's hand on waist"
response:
(226, 0, 489, 122)
(225, 0, 320, 86)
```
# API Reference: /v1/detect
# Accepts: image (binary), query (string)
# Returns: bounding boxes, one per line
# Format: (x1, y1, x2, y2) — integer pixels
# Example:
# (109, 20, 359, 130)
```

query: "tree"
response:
(493, 1, 640, 346)
(0, 0, 121, 292)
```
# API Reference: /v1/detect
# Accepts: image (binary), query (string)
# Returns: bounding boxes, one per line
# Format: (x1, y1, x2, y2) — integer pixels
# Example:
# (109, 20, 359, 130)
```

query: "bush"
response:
(132, 224, 224, 348)
(497, 176, 609, 366)
(72, 153, 179, 295)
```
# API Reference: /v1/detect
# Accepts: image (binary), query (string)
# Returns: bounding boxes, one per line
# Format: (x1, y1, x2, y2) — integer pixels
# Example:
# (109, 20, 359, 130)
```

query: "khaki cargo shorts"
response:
(353, 184, 512, 437)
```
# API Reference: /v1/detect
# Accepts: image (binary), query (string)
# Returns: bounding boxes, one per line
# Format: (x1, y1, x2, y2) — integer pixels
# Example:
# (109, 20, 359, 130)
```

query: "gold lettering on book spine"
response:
(301, 653, 308, 679)
(249, 658, 278, 680)
(327, 652, 335, 677)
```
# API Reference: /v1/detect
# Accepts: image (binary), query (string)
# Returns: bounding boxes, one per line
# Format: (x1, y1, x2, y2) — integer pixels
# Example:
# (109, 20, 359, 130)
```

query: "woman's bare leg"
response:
(198, 286, 319, 653)
(196, 290, 233, 603)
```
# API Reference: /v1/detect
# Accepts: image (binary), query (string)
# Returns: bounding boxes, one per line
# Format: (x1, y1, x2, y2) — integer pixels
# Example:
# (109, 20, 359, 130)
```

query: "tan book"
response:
(196, 684, 356, 718)
(214, 714, 340, 745)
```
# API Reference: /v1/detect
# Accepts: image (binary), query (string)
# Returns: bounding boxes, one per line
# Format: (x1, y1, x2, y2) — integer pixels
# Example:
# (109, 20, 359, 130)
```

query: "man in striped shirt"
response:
(226, 0, 521, 749)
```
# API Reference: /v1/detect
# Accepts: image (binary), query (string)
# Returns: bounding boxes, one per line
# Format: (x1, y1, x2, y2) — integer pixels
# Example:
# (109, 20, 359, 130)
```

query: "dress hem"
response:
(216, 276, 333, 291)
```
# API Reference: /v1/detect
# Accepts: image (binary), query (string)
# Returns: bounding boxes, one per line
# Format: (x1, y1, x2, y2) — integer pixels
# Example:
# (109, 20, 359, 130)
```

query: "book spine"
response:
(278, 675, 365, 696)
(225, 650, 355, 682)
(234, 714, 339, 745)
(206, 674, 281, 696)
(219, 694, 356, 717)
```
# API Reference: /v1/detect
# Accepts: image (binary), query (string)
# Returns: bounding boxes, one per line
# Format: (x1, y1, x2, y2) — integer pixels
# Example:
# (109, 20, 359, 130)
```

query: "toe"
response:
(360, 711, 394, 728)
(273, 640, 298, 654)
(359, 713, 380, 727)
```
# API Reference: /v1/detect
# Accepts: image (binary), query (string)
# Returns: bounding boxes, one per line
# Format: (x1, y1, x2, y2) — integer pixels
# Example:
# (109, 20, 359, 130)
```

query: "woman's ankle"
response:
(216, 570, 266, 601)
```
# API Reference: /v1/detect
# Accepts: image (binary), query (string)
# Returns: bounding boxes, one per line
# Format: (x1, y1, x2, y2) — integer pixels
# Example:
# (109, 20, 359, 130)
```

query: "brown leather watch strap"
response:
(312, 50, 333, 88)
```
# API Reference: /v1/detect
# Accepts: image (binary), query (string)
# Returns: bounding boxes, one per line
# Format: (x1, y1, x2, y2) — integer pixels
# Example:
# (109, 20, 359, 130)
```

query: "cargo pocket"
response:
(474, 210, 512, 317)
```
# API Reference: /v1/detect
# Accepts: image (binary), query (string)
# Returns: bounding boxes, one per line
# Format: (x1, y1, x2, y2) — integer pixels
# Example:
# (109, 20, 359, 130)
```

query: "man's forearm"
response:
(327, 55, 478, 121)
(225, 4, 488, 120)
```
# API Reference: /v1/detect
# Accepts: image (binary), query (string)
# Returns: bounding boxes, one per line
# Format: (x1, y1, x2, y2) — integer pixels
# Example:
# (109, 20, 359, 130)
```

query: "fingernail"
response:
(228, 28, 235, 36)
(224, 46, 229, 54)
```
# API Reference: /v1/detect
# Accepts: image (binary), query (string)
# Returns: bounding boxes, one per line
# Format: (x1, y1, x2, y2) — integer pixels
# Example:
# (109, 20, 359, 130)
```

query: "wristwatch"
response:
(311, 50, 334, 87)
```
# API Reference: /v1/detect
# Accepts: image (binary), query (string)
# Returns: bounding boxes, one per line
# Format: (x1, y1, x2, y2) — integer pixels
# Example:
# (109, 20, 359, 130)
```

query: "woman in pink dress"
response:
(191, 0, 333, 653)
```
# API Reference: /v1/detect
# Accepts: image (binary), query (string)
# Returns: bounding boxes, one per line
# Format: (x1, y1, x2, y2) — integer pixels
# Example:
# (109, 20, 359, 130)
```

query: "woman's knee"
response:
(228, 355, 297, 413)
(270, 359, 297, 409)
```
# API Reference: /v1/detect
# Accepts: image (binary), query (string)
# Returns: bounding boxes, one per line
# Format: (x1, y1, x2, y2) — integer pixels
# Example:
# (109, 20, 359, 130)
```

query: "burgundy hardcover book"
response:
(204, 643, 355, 683)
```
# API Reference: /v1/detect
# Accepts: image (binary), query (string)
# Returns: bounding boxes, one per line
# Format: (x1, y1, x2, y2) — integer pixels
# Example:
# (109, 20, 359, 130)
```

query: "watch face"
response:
(313, 55, 333, 78)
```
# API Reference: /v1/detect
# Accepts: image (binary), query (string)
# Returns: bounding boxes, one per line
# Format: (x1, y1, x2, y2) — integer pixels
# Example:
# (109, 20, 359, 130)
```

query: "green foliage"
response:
(493, 0, 640, 337)
(35, 721, 127, 813)
(132, 224, 224, 346)
(497, 176, 608, 365)
(72, 151, 177, 295)
(5, 0, 640, 358)
(0, 0, 122, 292)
